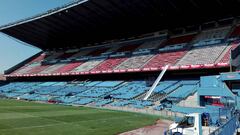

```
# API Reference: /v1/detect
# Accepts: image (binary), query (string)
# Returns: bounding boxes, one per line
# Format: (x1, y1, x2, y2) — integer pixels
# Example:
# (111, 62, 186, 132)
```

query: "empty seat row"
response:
(71, 59, 105, 72)
(144, 51, 186, 68)
(95, 99, 113, 106)
(53, 62, 83, 73)
(77, 87, 113, 98)
(167, 85, 197, 101)
(176, 44, 227, 65)
(91, 58, 127, 71)
(110, 81, 148, 99)
(95, 81, 123, 87)
(40, 64, 66, 74)
(73, 98, 97, 105)
(114, 55, 153, 70)
(13, 63, 41, 74)
(193, 27, 231, 43)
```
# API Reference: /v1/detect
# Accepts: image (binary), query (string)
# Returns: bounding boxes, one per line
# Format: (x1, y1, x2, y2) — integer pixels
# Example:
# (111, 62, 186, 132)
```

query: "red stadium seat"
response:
(91, 58, 127, 71)
(219, 42, 239, 63)
(144, 51, 187, 68)
(53, 62, 83, 73)
(26, 65, 51, 74)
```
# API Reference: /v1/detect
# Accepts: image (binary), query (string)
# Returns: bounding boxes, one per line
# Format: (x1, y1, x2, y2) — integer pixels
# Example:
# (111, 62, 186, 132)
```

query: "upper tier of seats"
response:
(193, 26, 230, 43)
(8, 25, 240, 76)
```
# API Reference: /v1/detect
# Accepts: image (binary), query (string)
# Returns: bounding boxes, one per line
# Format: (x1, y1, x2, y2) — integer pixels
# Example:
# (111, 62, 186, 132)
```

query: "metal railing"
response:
(209, 115, 239, 135)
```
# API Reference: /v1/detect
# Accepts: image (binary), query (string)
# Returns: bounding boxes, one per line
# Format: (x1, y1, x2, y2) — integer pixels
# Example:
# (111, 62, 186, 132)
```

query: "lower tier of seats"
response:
(0, 80, 199, 111)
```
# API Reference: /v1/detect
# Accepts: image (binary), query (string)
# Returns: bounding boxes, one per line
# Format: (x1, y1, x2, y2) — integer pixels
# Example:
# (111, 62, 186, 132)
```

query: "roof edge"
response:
(0, 0, 88, 31)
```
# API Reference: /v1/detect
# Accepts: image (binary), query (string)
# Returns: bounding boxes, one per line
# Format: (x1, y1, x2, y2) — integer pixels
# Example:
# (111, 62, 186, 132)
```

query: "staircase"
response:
(149, 93, 165, 102)
(135, 92, 147, 100)
(215, 45, 232, 63)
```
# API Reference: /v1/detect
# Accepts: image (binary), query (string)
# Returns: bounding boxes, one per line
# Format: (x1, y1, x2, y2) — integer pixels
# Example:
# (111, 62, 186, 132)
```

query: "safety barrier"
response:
(209, 115, 239, 135)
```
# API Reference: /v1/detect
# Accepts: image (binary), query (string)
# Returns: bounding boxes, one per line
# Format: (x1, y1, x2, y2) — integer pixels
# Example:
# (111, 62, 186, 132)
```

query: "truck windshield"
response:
(177, 116, 194, 128)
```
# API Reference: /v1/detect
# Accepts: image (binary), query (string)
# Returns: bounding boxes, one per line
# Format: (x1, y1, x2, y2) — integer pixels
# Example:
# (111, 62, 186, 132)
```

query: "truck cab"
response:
(169, 113, 202, 135)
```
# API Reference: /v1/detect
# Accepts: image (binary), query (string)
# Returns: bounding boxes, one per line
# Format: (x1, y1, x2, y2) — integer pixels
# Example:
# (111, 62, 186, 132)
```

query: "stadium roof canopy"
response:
(1, 0, 240, 50)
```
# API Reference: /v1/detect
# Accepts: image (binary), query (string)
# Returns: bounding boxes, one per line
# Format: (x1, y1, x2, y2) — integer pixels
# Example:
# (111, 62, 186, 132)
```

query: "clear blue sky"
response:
(0, 0, 73, 73)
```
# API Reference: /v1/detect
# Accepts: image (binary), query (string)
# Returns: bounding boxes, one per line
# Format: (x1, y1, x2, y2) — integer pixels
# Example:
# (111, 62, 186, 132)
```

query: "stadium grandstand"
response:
(1, 0, 240, 135)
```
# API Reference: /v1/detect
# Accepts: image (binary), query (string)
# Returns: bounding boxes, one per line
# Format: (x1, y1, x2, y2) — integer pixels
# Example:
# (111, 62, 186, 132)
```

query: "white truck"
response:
(167, 113, 218, 135)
